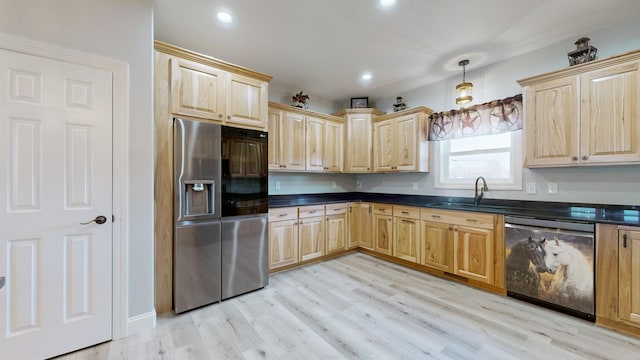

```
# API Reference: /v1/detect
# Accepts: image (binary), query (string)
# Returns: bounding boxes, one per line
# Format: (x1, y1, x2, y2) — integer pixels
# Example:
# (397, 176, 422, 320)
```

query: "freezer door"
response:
(221, 215, 269, 299)
(174, 221, 221, 313)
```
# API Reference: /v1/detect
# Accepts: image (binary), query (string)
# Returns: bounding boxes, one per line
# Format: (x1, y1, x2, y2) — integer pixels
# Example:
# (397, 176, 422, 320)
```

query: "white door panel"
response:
(0, 49, 112, 359)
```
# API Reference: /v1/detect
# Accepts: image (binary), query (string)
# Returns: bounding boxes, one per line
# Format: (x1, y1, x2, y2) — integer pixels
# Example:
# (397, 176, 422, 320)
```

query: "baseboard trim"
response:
(126, 311, 157, 336)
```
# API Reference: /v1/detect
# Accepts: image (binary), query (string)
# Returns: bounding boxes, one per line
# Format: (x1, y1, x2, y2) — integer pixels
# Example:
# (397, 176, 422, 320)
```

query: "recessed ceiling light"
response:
(380, 0, 396, 7)
(361, 73, 372, 80)
(217, 12, 233, 23)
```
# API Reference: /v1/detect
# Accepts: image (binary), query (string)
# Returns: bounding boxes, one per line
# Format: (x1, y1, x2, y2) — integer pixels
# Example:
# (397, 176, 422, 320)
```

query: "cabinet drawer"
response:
(269, 207, 298, 222)
(325, 203, 348, 214)
(373, 203, 393, 214)
(421, 209, 495, 230)
(393, 205, 420, 219)
(299, 205, 325, 218)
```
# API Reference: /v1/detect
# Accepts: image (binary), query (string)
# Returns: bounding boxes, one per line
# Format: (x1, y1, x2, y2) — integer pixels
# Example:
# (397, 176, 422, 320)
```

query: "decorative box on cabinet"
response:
(518, 49, 640, 167)
(372, 107, 432, 173)
(333, 108, 385, 173)
(596, 224, 640, 337)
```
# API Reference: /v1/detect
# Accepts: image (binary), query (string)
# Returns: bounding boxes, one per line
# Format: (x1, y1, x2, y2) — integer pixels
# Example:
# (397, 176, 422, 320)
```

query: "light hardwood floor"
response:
(57, 253, 640, 359)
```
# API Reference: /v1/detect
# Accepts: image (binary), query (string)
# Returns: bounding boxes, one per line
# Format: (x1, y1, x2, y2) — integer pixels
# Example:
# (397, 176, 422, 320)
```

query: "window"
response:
(434, 131, 522, 190)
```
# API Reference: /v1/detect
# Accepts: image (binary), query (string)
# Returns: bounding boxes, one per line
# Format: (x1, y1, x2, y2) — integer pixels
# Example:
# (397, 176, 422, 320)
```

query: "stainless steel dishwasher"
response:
(505, 216, 595, 321)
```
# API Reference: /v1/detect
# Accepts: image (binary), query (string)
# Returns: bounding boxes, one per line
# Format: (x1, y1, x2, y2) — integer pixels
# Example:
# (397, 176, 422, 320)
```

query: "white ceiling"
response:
(153, 0, 640, 102)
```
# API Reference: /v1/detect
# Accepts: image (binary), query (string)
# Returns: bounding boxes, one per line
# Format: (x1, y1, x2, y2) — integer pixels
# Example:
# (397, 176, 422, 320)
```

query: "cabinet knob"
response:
(581, 155, 589, 161)
(227, 115, 231, 120)
(218, 114, 223, 119)
(572, 156, 578, 161)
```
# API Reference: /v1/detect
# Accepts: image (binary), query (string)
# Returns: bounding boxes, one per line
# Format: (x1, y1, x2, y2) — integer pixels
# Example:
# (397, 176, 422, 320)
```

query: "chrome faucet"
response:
(474, 176, 488, 206)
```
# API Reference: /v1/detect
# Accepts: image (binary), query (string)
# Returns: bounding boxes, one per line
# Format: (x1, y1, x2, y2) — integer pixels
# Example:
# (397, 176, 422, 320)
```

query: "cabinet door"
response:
(454, 225, 494, 284)
(326, 213, 347, 254)
(324, 120, 344, 172)
(524, 77, 580, 167)
(306, 116, 325, 171)
(269, 219, 298, 270)
(299, 216, 325, 262)
(373, 120, 395, 172)
(346, 115, 372, 172)
(374, 213, 393, 255)
(394, 115, 418, 171)
(421, 220, 454, 272)
(619, 229, 640, 326)
(171, 58, 226, 121)
(268, 109, 283, 170)
(351, 203, 373, 249)
(393, 217, 420, 262)
(226, 73, 268, 130)
(581, 62, 640, 164)
(283, 112, 306, 171)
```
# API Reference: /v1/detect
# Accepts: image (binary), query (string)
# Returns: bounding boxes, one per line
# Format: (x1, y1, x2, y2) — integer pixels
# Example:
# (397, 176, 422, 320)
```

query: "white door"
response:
(0, 49, 113, 359)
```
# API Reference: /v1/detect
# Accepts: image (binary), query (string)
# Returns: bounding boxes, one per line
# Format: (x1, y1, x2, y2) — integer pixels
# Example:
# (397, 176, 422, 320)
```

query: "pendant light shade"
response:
(456, 59, 473, 105)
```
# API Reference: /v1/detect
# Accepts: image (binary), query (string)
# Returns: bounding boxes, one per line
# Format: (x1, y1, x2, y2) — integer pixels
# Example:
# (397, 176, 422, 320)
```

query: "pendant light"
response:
(455, 59, 473, 105)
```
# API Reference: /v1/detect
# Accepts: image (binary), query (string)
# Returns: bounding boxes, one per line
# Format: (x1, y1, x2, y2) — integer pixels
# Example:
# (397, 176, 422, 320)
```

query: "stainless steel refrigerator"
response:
(173, 119, 269, 314)
(173, 118, 222, 313)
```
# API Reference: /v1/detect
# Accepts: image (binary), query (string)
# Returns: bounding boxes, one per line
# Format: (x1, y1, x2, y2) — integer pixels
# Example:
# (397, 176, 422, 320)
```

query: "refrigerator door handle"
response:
(192, 183, 204, 191)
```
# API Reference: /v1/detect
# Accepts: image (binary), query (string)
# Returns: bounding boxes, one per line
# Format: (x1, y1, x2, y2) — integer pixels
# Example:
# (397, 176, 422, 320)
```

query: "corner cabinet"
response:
(333, 108, 385, 173)
(519, 49, 640, 167)
(596, 224, 640, 337)
(348, 202, 373, 249)
(372, 107, 432, 173)
(306, 115, 344, 172)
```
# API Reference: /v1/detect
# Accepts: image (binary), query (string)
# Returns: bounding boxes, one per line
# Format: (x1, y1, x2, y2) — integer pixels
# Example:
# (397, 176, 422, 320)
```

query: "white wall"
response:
(359, 18, 640, 206)
(269, 83, 344, 115)
(0, 0, 155, 332)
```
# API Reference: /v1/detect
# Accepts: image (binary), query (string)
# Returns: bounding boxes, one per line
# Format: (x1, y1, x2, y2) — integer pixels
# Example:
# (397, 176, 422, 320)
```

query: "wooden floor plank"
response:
(56, 253, 640, 359)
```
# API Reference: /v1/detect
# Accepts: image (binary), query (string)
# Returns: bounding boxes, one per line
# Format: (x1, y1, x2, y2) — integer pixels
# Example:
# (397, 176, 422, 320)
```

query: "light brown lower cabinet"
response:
(298, 205, 326, 262)
(596, 224, 640, 337)
(268, 208, 299, 270)
(348, 202, 372, 249)
(421, 220, 454, 272)
(420, 208, 496, 285)
(326, 204, 348, 254)
(373, 203, 393, 255)
(393, 206, 421, 263)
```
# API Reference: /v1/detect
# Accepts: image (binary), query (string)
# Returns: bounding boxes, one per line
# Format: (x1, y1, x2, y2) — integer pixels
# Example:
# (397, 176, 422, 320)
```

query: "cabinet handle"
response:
(334, 208, 344, 211)
(466, 219, 478, 222)
(369, 206, 372, 214)
(279, 213, 288, 217)
(349, 206, 352, 213)
(431, 215, 440, 219)
(309, 210, 317, 214)
(401, 211, 409, 215)
(623, 233, 628, 248)
(401, 219, 414, 224)
(572, 156, 578, 161)
(581, 155, 589, 161)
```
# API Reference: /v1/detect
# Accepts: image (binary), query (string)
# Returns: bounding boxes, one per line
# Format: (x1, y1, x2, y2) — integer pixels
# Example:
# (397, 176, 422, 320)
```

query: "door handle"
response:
(81, 215, 107, 225)
(0, 276, 5, 290)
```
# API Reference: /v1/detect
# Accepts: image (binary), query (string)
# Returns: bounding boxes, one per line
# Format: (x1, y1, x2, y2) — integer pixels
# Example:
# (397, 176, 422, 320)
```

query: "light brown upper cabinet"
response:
(519, 49, 640, 167)
(160, 41, 270, 131)
(334, 109, 385, 173)
(372, 107, 431, 173)
(268, 105, 306, 171)
(306, 115, 344, 172)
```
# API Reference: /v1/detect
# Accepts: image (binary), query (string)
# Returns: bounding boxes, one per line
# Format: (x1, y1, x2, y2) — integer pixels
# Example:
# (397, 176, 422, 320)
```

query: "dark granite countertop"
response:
(268, 192, 640, 227)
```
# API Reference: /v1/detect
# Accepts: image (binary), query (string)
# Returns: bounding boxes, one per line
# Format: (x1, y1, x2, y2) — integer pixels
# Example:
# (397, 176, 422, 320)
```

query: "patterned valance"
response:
(428, 94, 523, 141)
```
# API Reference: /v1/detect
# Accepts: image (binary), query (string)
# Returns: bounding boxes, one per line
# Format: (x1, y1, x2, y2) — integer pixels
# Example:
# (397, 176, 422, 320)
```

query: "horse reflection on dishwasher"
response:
(542, 237, 594, 313)
(505, 235, 548, 298)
